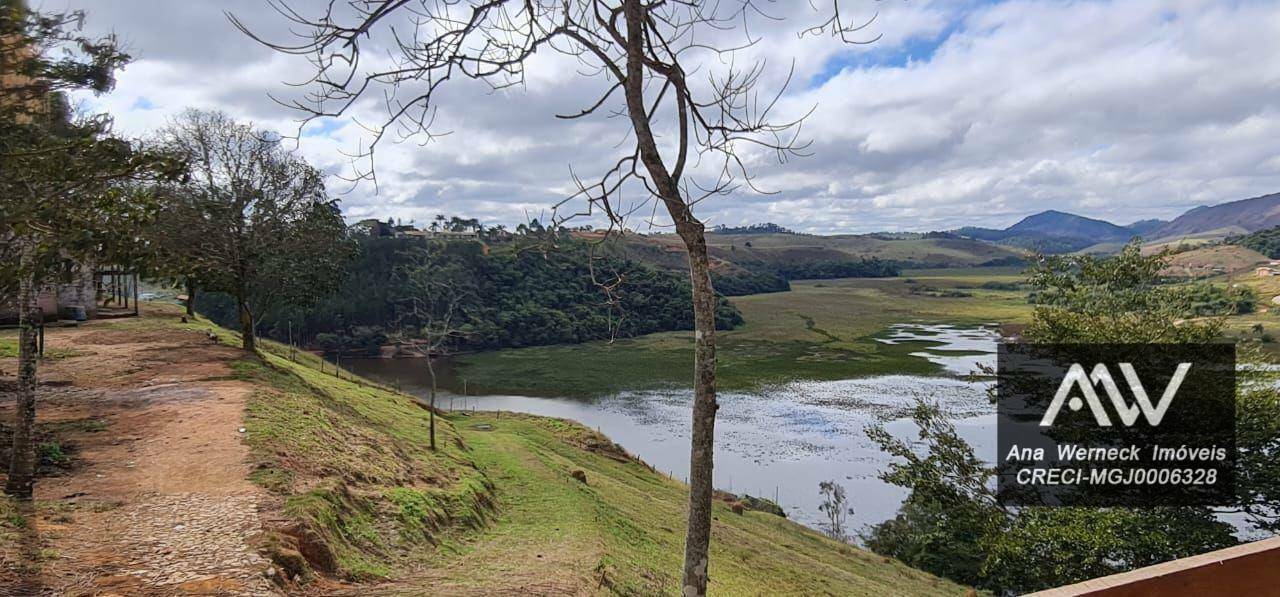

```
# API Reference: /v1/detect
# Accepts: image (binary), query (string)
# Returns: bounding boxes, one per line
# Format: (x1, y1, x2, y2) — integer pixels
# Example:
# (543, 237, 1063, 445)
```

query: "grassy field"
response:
(451, 268, 1032, 397)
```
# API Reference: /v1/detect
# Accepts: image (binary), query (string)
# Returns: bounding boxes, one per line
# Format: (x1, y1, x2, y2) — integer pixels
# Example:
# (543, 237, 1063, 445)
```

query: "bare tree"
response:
(233, 1, 878, 592)
(395, 242, 478, 451)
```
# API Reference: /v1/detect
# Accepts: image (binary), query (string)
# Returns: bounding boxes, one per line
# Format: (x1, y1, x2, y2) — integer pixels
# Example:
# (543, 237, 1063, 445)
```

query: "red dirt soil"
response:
(0, 309, 279, 596)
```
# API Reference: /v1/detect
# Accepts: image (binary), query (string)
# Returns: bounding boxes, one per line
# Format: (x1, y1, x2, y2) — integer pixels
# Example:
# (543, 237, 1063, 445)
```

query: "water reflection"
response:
(347, 325, 999, 536)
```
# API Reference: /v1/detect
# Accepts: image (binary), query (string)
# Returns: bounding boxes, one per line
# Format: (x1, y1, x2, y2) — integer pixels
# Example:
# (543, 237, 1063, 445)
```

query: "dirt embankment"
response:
(0, 309, 279, 596)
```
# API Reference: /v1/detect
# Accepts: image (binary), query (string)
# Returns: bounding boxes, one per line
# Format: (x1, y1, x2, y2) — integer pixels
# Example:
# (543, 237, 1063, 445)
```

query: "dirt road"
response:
(0, 311, 278, 596)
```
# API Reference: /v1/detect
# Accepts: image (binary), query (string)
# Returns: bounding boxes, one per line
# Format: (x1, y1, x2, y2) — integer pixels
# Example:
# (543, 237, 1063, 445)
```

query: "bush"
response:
(1180, 284, 1256, 316)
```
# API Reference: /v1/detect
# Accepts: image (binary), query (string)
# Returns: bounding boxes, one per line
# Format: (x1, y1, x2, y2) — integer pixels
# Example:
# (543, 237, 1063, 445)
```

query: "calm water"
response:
(347, 324, 999, 536)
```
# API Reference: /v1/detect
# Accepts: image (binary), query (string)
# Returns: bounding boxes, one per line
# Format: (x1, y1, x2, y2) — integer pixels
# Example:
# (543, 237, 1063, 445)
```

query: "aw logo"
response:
(997, 343, 1236, 507)
(1039, 362, 1191, 427)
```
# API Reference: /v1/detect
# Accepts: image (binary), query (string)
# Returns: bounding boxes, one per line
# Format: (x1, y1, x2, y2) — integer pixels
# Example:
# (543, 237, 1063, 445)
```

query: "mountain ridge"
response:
(1151, 192, 1280, 239)
(949, 209, 1147, 253)
(943, 192, 1278, 253)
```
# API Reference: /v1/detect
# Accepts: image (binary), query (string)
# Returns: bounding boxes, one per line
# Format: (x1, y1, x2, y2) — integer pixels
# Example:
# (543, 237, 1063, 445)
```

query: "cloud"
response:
(63, 0, 1280, 233)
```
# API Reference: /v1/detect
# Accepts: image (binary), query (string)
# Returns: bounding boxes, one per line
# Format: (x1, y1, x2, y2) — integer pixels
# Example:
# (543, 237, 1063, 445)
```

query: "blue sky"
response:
(810, 20, 960, 87)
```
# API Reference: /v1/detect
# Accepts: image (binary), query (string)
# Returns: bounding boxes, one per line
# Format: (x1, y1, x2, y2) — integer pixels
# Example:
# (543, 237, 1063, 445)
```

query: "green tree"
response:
(866, 241, 1273, 592)
(817, 480, 854, 543)
(982, 506, 1235, 593)
(1, 1, 180, 498)
(1025, 242, 1219, 343)
(864, 402, 1005, 587)
(1026, 241, 1280, 536)
(146, 184, 211, 317)
(152, 109, 354, 351)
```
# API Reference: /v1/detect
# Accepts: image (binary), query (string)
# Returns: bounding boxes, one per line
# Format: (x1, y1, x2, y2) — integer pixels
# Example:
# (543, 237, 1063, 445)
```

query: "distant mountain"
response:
(1005, 210, 1135, 241)
(951, 210, 1143, 254)
(1122, 219, 1168, 237)
(1152, 192, 1280, 239)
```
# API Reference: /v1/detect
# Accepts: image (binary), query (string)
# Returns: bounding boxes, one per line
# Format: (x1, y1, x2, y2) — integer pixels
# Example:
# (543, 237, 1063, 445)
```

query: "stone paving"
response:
(112, 493, 274, 594)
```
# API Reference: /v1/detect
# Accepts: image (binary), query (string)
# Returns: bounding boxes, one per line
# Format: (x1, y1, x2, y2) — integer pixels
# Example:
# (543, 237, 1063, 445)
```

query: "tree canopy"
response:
(151, 109, 355, 351)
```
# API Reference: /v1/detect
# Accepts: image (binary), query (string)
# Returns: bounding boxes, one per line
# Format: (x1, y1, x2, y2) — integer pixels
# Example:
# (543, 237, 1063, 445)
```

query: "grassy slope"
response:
(705, 233, 1025, 266)
(130, 309, 967, 594)
(1218, 273, 1280, 356)
(400, 412, 968, 596)
(1158, 245, 1270, 278)
(620, 231, 1026, 272)
(236, 352, 494, 580)
(453, 268, 1031, 396)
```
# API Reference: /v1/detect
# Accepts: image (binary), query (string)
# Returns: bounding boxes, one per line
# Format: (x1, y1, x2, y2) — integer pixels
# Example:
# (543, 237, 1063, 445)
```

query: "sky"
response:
(57, 0, 1280, 234)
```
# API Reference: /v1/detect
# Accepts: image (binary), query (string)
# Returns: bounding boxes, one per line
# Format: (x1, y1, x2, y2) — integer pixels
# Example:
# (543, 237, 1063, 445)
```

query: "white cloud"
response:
(63, 0, 1280, 233)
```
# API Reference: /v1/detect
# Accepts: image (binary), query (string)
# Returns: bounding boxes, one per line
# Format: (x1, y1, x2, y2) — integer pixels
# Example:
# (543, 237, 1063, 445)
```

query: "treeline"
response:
(708, 257, 900, 297)
(773, 258, 900, 280)
(711, 270, 791, 296)
(1028, 277, 1256, 316)
(711, 222, 796, 235)
(197, 236, 743, 353)
(1228, 225, 1280, 258)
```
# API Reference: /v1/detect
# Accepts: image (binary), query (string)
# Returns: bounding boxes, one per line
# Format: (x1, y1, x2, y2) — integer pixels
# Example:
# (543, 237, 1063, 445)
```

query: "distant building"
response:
(428, 230, 480, 240)
(1258, 266, 1278, 277)
(354, 218, 484, 241)
(0, 267, 123, 324)
(396, 228, 431, 239)
(354, 218, 394, 238)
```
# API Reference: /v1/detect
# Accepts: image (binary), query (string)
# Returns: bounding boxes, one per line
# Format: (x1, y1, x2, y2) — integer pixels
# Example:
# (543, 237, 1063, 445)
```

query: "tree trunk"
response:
(677, 225, 719, 597)
(616, 2, 720, 594)
(185, 279, 196, 317)
(426, 355, 438, 451)
(6, 272, 40, 499)
(237, 297, 255, 352)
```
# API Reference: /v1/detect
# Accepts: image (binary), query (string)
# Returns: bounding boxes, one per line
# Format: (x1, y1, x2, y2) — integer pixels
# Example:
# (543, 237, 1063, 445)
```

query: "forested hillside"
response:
(1228, 225, 1280, 258)
(196, 236, 743, 353)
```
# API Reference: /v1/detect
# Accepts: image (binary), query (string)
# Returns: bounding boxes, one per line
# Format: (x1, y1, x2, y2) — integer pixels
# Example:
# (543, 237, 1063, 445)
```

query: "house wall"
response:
(1, 269, 100, 323)
(1, 287, 61, 323)
(55, 268, 97, 318)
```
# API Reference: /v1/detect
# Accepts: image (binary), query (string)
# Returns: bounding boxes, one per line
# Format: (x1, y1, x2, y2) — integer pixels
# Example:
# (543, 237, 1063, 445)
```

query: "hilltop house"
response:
(353, 219, 482, 241)
(355, 218, 395, 238)
(423, 229, 479, 240)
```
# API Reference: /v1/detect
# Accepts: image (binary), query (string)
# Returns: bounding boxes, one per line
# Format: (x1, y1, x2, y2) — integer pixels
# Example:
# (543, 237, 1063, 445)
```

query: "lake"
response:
(346, 324, 999, 536)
